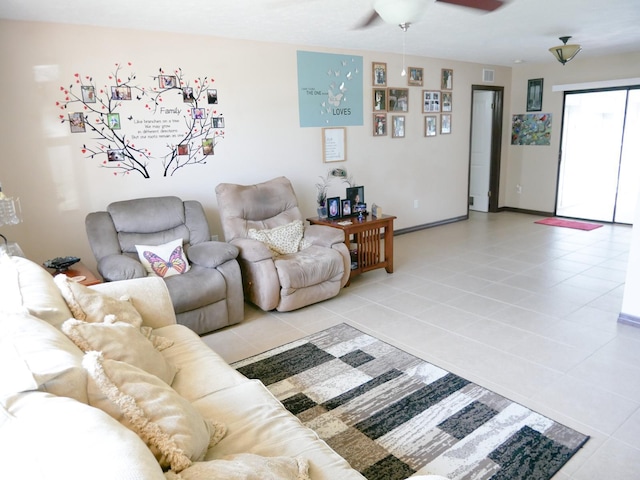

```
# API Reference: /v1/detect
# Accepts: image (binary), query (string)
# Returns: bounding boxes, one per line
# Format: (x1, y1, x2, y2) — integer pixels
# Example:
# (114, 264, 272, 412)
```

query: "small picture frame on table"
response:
(346, 186, 364, 207)
(327, 197, 340, 219)
(341, 199, 352, 217)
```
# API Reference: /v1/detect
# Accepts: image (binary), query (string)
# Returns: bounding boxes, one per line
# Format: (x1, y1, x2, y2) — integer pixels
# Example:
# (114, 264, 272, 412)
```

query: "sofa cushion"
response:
(192, 380, 364, 480)
(54, 274, 143, 327)
(83, 351, 226, 473)
(62, 318, 177, 385)
(0, 255, 72, 328)
(163, 453, 310, 480)
(0, 391, 165, 480)
(136, 238, 191, 278)
(0, 312, 87, 403)
(154, 324, 247, 401)
(247, 220, 310, 256)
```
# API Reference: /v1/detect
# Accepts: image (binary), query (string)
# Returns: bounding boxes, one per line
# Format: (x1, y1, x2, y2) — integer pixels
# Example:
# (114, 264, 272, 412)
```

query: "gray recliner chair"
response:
(215, 176, 350, 312)
(85, 196, 244, 335)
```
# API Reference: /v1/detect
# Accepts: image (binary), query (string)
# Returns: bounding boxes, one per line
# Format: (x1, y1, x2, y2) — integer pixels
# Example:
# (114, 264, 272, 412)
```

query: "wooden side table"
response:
(307, 214, 396, 283)
(47, 261, 102, 286)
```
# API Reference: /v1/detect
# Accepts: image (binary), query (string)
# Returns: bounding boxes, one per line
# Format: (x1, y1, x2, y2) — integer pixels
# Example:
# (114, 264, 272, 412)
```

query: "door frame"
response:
(469, 85, 504, 213)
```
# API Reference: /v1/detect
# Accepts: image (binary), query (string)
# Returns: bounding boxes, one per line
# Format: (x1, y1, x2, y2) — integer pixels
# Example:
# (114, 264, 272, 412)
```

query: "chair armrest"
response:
(186, 241, 238, 268)
(97, 254, 147, 281)
(231, 238, 274, 262)
(304, 224, 345, 248)
(90, 277, 177, 329)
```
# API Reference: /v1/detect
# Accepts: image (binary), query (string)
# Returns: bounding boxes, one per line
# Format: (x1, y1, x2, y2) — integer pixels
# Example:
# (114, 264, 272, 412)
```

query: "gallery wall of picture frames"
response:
(371, 62, 453, 138)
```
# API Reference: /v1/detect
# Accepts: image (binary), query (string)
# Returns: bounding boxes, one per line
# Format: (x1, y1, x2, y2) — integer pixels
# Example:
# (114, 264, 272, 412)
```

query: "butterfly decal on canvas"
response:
(327, 89, 343, 107)
(143, 246, 188, 277)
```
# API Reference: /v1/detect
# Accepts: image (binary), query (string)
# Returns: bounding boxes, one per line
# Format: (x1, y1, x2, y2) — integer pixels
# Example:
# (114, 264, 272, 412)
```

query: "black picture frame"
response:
(527, 78, 543, 112)
(346, 186, 364, 207)
(341, 199, 352, 217)
(327, 197, 340, 219)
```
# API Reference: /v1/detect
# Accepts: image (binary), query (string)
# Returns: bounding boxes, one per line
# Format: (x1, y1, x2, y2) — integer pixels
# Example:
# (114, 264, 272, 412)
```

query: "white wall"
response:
(0, 19, 511, 269)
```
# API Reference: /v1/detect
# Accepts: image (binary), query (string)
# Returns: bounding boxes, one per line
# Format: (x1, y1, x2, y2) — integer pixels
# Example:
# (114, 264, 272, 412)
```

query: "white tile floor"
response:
(202, 211, 640, 479)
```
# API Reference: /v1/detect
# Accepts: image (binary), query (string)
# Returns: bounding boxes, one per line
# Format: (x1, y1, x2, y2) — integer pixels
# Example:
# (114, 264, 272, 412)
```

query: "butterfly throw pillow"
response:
(135, 238, 190, 278)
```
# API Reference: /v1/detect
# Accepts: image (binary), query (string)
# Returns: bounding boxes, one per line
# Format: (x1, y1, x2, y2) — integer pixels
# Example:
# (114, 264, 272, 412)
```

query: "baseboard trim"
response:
(618, 313, 640, 328)
(498, 206, 555, 217)
(395, 215, 468, 236)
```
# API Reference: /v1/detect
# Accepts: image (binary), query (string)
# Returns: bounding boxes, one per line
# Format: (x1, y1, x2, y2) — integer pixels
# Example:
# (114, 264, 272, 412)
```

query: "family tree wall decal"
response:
(56, 62, 225, 178)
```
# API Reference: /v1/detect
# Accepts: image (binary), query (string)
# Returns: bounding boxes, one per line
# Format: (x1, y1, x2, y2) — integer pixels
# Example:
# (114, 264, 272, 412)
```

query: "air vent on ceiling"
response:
(483, 69, 495, 83)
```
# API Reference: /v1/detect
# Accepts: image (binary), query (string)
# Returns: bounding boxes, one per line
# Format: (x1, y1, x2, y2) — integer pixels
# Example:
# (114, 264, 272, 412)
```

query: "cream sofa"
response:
(0, 255, 366, 479)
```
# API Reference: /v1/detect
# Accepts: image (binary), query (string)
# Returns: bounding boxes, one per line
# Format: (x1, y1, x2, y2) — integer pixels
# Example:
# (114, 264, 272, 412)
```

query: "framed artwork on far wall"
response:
(372, 62, 387, 86)
(441, 68, 453, 90)
(373, 113, 387, 136)
(422, 90, 441, 113)
(527, 78, 543, 112)
(392, 115, 406, 138)
(442, 92, 452, 112)
(441, 113, 452, 134)
(388, 88, 409, 112)
(425, 115, 437, 137)
(408, 67, 423, 86)
(373, 88, 387, 111)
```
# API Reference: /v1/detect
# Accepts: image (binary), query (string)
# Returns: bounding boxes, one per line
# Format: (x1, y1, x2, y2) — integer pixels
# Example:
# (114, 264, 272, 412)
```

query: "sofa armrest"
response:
(97, 254, 147, 281)
(231, 238, 274, 262)
(304, 224, 345, 248)
(90, 277, 177, 329)
(186, 241, 238, 269)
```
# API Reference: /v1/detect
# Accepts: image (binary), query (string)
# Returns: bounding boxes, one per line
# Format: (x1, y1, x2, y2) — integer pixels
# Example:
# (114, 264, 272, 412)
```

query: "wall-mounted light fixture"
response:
(549, 36, 582, 65)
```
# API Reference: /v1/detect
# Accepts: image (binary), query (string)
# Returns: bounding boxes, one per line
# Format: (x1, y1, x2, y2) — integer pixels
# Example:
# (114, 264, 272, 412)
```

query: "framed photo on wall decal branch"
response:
(527, 78, 543, 112)
(441, 68, 453, 90)
(372, 62, 387, 86)
(322, 127, 346, 163)
(441, 114, 452, 134)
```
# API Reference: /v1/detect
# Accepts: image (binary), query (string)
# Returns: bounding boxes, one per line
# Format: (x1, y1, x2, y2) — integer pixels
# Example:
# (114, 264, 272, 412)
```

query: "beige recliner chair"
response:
(215, 176, 350, 312)
(85, 196, 244, 335)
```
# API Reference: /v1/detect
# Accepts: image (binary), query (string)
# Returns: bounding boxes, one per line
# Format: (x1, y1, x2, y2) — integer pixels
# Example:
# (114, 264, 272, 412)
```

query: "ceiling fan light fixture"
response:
(549, 36, 582, 65)
(373, 0, 425, 25)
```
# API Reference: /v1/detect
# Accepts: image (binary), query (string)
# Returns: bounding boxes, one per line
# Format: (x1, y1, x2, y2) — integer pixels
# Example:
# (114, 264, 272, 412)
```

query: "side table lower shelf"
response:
(307, 214, 396, 284)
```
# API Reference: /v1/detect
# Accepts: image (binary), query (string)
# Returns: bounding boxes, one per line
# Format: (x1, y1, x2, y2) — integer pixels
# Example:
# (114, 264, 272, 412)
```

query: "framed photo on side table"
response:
(341, 199, 352, 217)
(327, 197, 340, 219)
(346, 186, 365, 207)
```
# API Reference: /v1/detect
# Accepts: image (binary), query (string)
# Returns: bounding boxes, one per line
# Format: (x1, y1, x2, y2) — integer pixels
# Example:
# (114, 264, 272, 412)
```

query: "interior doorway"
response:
(469, 85, 504, 212)
(556, 87, 640, 223)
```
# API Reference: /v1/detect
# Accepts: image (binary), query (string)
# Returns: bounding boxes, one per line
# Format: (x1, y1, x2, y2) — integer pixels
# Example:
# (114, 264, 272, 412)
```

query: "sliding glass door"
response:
(556, 88, 640, 223)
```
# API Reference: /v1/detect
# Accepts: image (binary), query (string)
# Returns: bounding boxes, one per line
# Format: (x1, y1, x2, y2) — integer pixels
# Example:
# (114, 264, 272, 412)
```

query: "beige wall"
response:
(1, 18, 639, 279)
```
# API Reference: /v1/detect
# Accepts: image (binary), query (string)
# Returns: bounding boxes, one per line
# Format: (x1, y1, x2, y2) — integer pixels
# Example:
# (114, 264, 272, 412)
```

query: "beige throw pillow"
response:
(247, 220, 310, 256)
(163, 453, 310, 480)
(54, 274, 143, 327)
(83, 351, 226, 473)
(62, 318, 177, 385)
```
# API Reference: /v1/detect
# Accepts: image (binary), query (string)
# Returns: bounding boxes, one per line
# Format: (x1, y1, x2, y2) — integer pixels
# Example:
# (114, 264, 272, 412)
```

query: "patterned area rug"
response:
(232, 324, 589, 480)
(535, 217, 603, 231)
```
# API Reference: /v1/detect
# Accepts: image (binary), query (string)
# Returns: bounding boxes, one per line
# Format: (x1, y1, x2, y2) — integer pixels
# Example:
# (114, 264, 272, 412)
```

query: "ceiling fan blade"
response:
(356, 9, 383, 29)
(436, 0, 504, 12)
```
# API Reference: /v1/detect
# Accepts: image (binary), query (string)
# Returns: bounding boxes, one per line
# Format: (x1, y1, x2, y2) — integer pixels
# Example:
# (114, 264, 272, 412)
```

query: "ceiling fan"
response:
(359, 0, 504, 29)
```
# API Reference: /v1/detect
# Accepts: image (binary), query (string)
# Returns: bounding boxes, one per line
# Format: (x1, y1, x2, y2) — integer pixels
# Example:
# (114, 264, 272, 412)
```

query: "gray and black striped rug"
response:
(232, 323, 589, 480)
